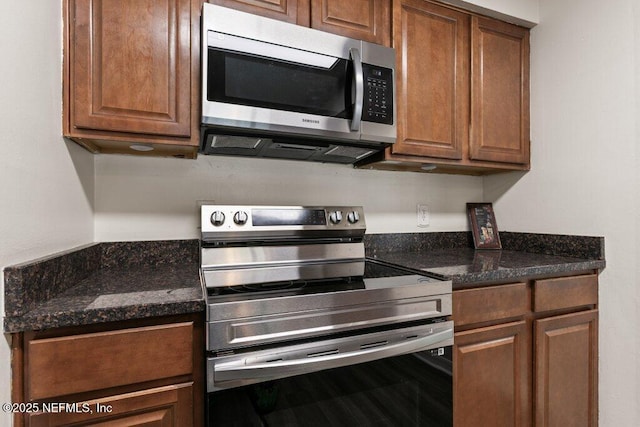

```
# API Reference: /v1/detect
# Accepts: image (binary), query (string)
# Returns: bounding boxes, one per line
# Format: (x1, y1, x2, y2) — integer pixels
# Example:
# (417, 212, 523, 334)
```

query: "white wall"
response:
(94, 155, 482, 241)
(485, 0, 639, 424)
(0, 1, 95, 425)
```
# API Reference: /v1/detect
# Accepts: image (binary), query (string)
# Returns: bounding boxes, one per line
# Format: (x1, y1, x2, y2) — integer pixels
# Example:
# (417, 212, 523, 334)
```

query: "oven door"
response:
(206, 322, 453, 426)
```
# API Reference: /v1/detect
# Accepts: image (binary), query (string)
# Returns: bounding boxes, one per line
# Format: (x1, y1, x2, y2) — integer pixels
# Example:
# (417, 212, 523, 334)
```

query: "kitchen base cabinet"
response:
(27, 383, 193, 427)
(11, 313, 204, 427)
(535, 310, 598, 427)
(453, 274, 599, 427)
(454, 321, 530, 427)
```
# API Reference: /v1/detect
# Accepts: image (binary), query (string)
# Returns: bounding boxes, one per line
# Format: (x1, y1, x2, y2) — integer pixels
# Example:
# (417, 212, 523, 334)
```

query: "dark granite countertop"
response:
(4, 232, 605, 333)
(4, 240, 204, 333)
(365, 232, 605, 289)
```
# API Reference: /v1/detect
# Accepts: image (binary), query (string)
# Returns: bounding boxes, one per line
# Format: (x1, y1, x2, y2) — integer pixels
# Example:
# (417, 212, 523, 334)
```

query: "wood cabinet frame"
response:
(359, 0, 531, 175)
(453, 272, 599, 427)
(10, 313, 204, 427)
(535, 309, 598, 426)
(207, 0, 391, 46)
(63, 0, 200, 158)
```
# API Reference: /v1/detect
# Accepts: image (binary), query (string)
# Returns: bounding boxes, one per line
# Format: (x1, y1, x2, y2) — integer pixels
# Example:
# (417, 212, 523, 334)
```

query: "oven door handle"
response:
(214, 326, 452, 383)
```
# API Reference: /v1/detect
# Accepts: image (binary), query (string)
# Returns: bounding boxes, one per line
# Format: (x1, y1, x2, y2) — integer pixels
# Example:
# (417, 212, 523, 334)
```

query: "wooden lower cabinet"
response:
(454, 321, 530, 427)
(453, 274, 599, 427)
(535, 310, 598, 427)
(13, 314, 204, 427)
(27, 383, 193, 427)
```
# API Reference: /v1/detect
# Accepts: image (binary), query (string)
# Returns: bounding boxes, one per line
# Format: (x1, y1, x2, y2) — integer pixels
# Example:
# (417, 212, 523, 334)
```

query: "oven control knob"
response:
(210, 211, 225, 227)
(329, 210, 343, 224)
(347, 210, 360, 224)
(233, 211, 248, 225)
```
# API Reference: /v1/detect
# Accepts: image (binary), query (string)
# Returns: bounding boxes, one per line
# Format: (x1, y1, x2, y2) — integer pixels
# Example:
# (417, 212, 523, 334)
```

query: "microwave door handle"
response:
(214, 326, 453, 383)
(349, 47, 364, 132)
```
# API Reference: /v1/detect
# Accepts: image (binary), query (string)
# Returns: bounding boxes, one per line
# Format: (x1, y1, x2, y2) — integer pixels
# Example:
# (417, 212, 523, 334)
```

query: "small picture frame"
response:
(467, 203, 502, 250)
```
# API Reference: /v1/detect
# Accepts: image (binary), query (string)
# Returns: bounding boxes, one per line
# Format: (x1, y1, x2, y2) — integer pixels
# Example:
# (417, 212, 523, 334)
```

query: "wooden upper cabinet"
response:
(358, 0, 531, 174)
(310, 0, 391, 46)
(206, 0, 303, 24)
(470, 16, 530, 164)
(68, 0, 192, 138)
(208, 0, 391, 46)
(391, 0, 468, 160)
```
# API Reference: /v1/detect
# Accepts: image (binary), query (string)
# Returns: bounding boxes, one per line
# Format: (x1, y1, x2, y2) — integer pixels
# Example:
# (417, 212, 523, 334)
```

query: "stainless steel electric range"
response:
(200, 205, 453, 426)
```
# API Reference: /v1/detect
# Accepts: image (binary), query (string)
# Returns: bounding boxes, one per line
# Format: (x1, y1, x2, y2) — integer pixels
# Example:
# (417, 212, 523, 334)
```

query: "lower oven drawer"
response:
(206, 322, 453, 426)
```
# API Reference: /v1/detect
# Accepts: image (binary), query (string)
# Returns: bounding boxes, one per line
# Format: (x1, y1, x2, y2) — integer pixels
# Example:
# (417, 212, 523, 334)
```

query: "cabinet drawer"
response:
(26, 322, 193, 401)
(28, 383, 193, 427)
(533, 274, 598, 313)
(454, 282, 528, 327)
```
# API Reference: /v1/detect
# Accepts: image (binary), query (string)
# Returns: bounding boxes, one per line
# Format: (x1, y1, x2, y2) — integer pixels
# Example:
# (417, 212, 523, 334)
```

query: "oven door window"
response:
(207, 49, 352, 119)
(207, 349, 452, 426)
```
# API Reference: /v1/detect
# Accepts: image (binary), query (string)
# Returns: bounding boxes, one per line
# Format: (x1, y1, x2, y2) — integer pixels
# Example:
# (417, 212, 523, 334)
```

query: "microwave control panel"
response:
(362, 65, 394, 125)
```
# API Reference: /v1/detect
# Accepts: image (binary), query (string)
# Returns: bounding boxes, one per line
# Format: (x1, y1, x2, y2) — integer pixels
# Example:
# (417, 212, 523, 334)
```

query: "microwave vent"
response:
(211, 135, 262, 150)
(324, 146, 375, 160)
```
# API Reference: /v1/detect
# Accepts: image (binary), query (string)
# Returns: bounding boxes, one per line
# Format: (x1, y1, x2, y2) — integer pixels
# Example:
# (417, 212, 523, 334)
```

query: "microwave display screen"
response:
(208, 49, 352, 119)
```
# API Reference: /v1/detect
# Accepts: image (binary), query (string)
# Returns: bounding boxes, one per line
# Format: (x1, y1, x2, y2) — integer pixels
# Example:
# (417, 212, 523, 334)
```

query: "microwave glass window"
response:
(208, 49, 352, 119)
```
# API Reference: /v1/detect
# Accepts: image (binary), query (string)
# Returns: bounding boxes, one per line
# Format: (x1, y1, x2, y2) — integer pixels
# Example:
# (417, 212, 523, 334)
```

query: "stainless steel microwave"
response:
(200, 4, 396, 164)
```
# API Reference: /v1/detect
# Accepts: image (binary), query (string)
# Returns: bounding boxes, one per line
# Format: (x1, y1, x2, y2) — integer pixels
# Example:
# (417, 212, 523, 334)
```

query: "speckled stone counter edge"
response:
(364, 231, 605, 260)
(4, 233, 604, 331)
(3, 240, 199, 319)
(3, 300, 205, 333)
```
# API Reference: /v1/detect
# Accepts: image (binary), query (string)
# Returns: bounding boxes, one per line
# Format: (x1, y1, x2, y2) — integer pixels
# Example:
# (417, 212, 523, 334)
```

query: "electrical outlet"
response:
(417, 204, 430, 227)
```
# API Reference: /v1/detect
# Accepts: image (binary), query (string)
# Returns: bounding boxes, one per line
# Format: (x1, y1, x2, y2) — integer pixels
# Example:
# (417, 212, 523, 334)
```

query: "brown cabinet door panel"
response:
(470, 16, 530, 164)
(535, 310, 598, 427)
(71, 0, 191, 137)
(310, 0, 390, 46)
(454, 282, 528, 327)
(391, 0, 468, 160)
(206, 0, 305, 24)
(533, 274, 598, 313)
(26, 322, 193, 401)
(454, 320, 530, 427)
(27, 383, 193, 427)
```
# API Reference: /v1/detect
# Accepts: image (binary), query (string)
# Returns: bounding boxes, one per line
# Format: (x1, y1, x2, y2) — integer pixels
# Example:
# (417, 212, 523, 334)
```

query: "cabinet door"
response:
(27, 383, 193, 427)
(70, 0, 191, 137)
(454, 321, 530, 427)
(535, 310, 598, 427)
(390, 0, 468, 160)
(206, 0, 305, 24)
(310, 0, 390, 46)
(470, 16, 530, 164)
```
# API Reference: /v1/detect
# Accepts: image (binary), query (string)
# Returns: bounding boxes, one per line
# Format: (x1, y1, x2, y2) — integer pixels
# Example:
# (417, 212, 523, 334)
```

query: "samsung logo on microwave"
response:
(302, 118, 321, 124)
